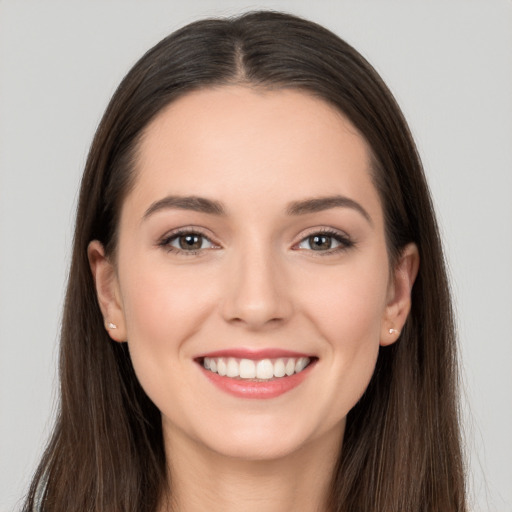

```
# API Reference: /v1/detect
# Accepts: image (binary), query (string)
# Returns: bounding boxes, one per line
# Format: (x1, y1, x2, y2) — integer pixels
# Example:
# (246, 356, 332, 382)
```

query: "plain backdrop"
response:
(1, 1, 511, 511)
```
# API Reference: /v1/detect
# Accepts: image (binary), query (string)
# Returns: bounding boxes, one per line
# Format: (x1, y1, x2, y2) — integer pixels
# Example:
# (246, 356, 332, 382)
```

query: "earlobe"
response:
(381, 243, 419, 346)
(87, 240, 127, 342)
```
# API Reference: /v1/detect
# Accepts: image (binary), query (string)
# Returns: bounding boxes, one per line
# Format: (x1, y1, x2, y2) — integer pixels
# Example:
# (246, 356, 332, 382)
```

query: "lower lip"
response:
(199, 361, 316, 399)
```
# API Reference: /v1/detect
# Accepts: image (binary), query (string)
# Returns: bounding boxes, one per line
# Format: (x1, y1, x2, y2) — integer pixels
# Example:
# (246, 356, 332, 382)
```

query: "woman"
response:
(23, 11, 466, 512)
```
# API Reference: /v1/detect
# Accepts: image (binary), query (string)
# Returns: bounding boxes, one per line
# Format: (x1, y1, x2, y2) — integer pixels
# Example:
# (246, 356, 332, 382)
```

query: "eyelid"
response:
(156, 225, 354, 256)
(292, 227, 354, 254)
(157, 226, 221, 255)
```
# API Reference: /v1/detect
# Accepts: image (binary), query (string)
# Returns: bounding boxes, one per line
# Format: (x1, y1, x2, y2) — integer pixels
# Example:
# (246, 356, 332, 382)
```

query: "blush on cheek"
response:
(120, 271, 209, 399)
(309, 291, 384, 348)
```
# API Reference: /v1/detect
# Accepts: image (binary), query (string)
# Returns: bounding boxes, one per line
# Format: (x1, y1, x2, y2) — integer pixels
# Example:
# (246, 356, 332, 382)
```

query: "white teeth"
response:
(285, 358, 295, 376)
(273, 359, 286, 378)
(239, 359, 256, 378)
(256, 359, 274, 379)
(202, 356, 312, 380)
(226, 358, 239, 378)
(295, 357, 309, 373)
(217, 359, 227, 376)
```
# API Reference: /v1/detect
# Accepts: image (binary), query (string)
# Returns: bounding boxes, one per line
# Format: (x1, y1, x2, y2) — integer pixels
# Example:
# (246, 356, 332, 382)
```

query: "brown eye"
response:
(178, 234, 204, 250)
(296, 231, 353, 253)
(161, 231, 215, 253)
(308, 234, 333, 251)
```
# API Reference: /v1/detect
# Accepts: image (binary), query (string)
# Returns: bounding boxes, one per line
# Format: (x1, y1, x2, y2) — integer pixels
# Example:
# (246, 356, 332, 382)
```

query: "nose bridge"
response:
(221, 237, 291, 328)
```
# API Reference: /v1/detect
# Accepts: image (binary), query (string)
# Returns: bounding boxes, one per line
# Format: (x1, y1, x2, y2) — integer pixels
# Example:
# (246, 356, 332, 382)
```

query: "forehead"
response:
(128, 86, 381, 221)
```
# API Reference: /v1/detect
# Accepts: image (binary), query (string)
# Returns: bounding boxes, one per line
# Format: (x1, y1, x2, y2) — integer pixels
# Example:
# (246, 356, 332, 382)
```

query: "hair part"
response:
(24, 11, 466, 512)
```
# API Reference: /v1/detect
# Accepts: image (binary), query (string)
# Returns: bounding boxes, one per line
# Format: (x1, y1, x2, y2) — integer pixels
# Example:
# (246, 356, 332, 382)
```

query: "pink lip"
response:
(196, 352, 317, 400)
(196, 348, 313, 360)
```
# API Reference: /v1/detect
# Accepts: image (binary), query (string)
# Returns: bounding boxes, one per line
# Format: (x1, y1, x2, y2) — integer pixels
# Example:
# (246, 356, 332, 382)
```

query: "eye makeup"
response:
(157, 225, 355, 257)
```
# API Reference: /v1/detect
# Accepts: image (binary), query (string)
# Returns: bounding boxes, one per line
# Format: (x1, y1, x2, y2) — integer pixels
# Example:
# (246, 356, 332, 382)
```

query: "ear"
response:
(87, 240, 127, 342)
(380, 243, 419, 346)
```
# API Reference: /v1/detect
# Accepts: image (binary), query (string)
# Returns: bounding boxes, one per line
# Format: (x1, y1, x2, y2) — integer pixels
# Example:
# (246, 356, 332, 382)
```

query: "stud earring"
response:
(107, 322, 117, 329)
(388, 328, 399, 335)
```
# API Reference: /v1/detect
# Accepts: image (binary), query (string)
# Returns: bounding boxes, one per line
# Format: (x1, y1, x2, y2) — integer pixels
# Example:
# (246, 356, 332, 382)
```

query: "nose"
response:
(220, 245, 293, 330)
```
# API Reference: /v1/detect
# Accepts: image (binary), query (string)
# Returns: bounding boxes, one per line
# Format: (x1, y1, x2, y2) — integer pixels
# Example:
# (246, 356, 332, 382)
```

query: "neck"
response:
(159, 425, 343, 512)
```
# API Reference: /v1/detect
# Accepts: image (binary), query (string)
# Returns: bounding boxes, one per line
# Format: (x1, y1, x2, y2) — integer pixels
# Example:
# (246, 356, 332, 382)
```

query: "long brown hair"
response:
(23, 11, 466, 511)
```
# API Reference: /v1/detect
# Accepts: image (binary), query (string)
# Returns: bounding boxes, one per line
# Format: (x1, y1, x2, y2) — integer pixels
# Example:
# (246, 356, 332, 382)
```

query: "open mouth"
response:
(197, 356, 317, 381)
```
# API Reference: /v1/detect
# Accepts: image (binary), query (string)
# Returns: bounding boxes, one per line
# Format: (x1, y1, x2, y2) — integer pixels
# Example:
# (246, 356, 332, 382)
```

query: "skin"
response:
(89, 86, 419, 512)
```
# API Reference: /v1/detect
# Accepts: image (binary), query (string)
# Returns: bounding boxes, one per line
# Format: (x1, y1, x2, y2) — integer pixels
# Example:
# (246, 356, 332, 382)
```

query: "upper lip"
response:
(195, 348, 315, 361)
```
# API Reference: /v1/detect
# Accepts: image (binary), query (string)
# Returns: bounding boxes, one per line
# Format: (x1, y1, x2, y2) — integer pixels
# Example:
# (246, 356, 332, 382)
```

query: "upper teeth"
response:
(203, 357, 310, 380)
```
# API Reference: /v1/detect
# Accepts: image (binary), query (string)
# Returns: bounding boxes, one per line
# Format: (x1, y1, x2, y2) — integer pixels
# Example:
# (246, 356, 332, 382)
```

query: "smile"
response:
(196, 350, 317, 399)
(203, 356, 311, 380)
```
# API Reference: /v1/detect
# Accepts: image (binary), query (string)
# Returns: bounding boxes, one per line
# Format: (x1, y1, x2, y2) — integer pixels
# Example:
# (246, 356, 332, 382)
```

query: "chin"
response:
(206, 431, 311, 462)
(184, 411, 343, 463)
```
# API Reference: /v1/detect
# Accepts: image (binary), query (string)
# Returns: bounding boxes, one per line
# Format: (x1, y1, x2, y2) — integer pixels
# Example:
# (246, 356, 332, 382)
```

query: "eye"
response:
(296, 230, 353, 253)
(159, 230, 217, 254)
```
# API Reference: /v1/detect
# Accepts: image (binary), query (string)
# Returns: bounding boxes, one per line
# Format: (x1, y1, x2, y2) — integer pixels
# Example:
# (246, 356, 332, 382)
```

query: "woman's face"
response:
(90, 86, 417, 461)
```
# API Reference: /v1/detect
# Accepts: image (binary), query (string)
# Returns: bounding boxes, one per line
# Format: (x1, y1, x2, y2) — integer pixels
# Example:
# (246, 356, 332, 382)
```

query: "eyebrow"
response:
(286, 195, 373, 224)
(143, 194, 372, 224)
(143, 195, 226, 219)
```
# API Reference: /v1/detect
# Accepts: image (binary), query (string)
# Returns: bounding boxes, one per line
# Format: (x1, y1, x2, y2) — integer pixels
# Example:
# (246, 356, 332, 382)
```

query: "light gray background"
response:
(1, 1, 511, 511)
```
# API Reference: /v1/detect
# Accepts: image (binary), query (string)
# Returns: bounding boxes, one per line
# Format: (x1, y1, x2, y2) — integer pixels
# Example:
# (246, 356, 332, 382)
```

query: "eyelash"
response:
(295, 228, 354, 256)
(158, 228, 355, 256)
(158, 227, 216, 256)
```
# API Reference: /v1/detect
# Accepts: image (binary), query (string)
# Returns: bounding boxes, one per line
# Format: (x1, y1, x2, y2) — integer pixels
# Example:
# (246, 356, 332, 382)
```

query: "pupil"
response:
(310, 235, 331, 250)
(179, 234, 202, 250)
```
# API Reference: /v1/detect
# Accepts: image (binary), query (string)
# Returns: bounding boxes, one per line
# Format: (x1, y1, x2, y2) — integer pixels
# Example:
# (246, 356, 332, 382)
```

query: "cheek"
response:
(297, 260, 388, 410)
(120, 256, 216, 340)
(117, 257, 217, 395)
(300, 258, 389, 344)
